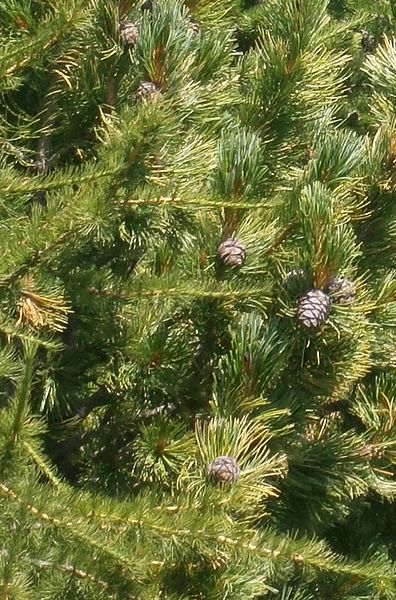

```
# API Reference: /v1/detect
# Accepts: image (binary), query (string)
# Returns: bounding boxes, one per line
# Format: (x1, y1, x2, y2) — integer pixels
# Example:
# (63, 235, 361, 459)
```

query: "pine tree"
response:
(1, 0, 396, 598)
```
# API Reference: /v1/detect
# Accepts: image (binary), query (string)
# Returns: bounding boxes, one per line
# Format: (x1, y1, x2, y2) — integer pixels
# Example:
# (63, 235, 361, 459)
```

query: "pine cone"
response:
(283, 269, 308, 298)
(119, 21, 138, 48)
(187, 18, 200, 36)
(284, 268, 305, 287)
(217, 238, 246, 268)
(325, 277, 356, 305)
(207, 456, 240, 484)
(361, 30, 375, 53)
(135, 81, 161, 102)
(297, 289, 331, 328)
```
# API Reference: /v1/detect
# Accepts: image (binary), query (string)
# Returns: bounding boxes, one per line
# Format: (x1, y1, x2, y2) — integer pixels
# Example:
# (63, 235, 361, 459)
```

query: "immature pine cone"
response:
(284, 268, 305, 288)
(135, 81, 160, 102)
(207, 456, 240, 485)
(119, 21, 138, 48)
(360, 30, 375, 53)
(297, 289, 331, 328)
(187, 18, 200, 36)
(325, 277, 356, 305)
(217, 238, 246, 268)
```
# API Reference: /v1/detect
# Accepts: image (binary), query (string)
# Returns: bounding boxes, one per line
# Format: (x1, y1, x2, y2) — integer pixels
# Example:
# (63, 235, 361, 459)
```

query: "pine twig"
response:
(31, 559, 111, 591)
(264, 220, 296, 255)
(36, 86, 58, 176)
(0, 482, 143, 581)
(118, 196, 277, 210)
(22, 441, 63, 489)
(86, 285, 268, 302)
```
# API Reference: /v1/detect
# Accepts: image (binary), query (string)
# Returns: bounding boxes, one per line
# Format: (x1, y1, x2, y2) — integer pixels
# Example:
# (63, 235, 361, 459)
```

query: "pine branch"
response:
(22, 441, 62, 488)
(36, 76, 61, 177)
(0, 0, 87, 83)
(72, 496, 396, 593)
(0, 162, 119, 198)
(86, 284, 271, 302)
(118, 196, 279, 210)
(0, 481, 144, 583)
(0, 324, 62, 351)
(9, 343, 36, 444)
(31, 558, 111, 592)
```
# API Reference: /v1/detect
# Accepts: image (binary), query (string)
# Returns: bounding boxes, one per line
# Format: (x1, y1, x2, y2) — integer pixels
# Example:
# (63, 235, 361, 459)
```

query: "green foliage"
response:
(1, 0, 396, 598)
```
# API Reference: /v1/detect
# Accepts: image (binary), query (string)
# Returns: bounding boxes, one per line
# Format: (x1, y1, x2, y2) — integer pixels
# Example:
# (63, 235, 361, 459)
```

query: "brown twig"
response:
(265, 220, 296, 255)
(31, 559, 110, 590)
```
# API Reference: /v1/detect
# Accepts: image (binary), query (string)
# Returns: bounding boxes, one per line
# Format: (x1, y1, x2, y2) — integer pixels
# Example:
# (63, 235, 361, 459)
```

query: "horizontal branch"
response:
(82, 504, 394, 588)
(0, 482, 142, 581)
(0, 166, 119, 197)
(0, 231, 73, 288)
(86, 285, 269, 302)
(0, 324, 62, 351)
(1, 481, 392, 590)
(118, 196, 278, 210)
(31, 559, 110, 591)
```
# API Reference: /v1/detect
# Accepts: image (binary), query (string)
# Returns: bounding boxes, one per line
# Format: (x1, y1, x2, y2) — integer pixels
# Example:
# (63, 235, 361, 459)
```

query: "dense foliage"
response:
(2, 0, 396, 598)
